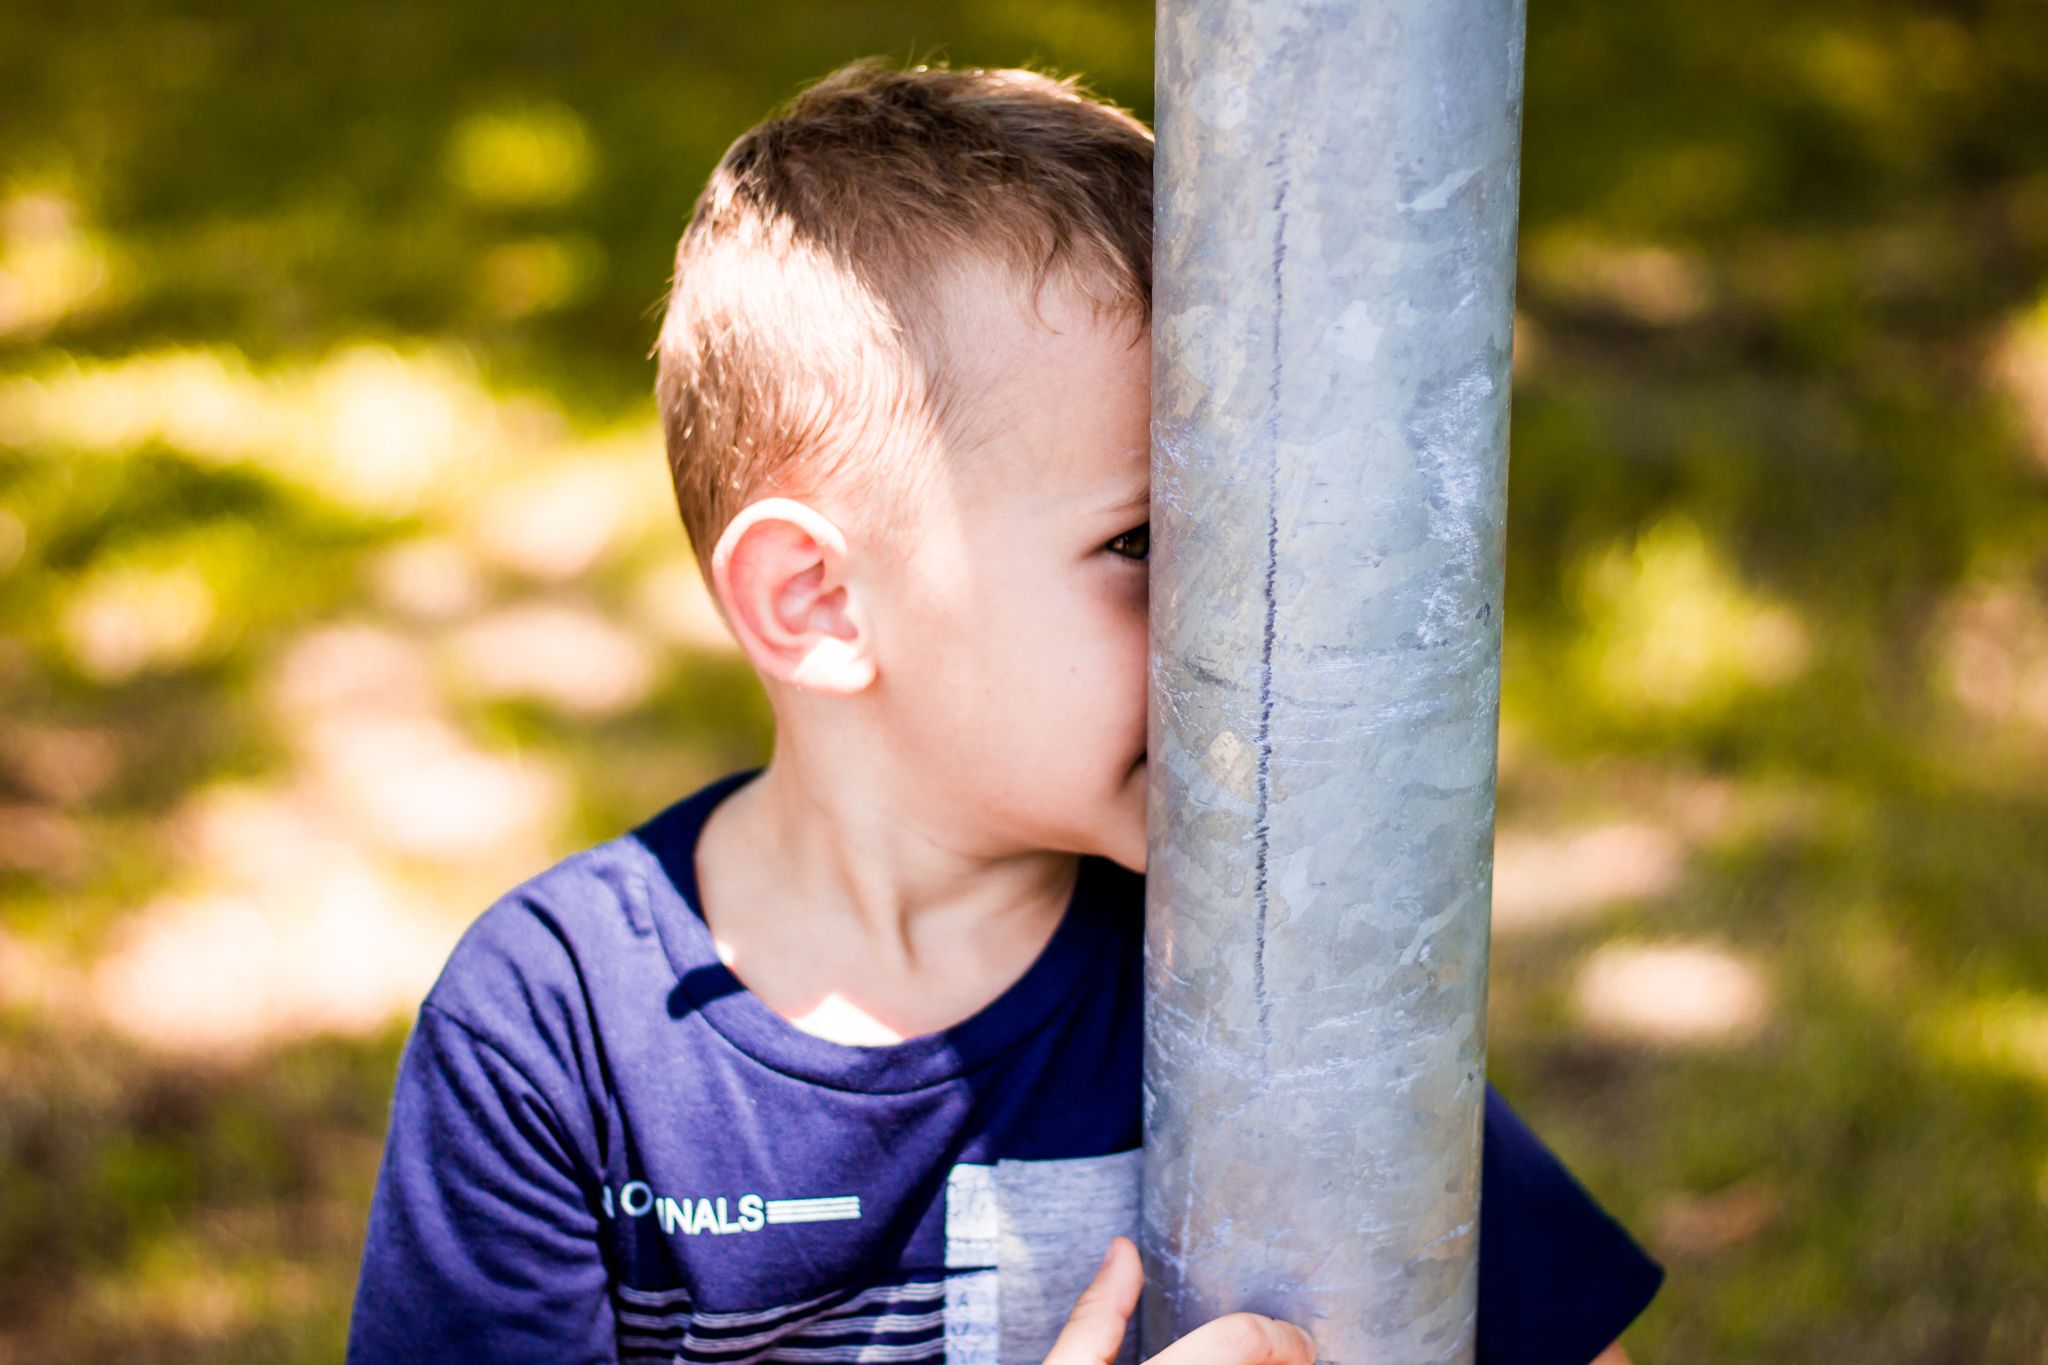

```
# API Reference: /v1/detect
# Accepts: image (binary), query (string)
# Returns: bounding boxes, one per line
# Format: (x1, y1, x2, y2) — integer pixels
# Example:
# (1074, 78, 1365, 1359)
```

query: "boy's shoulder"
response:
(417, 769, 751, 1058)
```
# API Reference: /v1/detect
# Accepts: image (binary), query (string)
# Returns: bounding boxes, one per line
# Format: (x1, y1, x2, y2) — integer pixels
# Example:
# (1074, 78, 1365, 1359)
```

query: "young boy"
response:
(347, 60, 1664, 1365)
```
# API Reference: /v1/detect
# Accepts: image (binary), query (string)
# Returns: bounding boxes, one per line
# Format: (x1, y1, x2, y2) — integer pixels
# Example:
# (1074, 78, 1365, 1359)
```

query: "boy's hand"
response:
(1046, 1237, 1317, 1365)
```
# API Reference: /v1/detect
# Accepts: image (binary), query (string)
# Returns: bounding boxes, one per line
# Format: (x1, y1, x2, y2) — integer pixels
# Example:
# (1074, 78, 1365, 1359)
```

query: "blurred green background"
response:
(3, 0, 2046, 1360)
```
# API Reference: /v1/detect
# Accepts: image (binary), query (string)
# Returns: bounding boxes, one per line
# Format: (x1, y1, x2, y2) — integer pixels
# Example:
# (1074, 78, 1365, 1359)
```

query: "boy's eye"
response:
(1106, 523, 1149, 562)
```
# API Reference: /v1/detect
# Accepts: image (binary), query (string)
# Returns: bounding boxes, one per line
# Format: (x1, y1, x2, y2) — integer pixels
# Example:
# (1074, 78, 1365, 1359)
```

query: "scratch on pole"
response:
(1252, 132, 1289, 1059)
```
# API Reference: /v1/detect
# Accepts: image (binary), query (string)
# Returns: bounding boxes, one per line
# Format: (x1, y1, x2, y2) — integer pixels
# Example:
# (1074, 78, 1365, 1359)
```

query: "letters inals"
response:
(602, 1184, 863, 1237)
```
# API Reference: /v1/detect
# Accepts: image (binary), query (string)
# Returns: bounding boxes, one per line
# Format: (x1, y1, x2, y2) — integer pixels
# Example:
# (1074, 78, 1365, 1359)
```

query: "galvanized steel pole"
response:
(1140, 3, 1526, 1363)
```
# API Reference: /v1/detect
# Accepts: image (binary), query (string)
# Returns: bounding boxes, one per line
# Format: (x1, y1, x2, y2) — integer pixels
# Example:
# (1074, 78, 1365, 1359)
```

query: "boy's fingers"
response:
(1152, 1313, 1317, 1365)
(1042, 1239, 1316, 1365)
(1044, 1237, 1143, 1365)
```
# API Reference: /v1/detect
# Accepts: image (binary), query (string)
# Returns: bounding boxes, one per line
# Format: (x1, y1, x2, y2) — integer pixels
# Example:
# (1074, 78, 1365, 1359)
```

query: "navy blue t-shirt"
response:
(348, 767, 1662, 1365)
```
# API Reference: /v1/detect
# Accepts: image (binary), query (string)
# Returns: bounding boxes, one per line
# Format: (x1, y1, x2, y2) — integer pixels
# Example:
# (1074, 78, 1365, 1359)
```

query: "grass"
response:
(2, 0, 2046, 1359)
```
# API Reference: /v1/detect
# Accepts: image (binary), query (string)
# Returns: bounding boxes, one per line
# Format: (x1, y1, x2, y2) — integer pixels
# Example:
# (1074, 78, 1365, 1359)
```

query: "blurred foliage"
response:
(2, 0, 2047, 1360)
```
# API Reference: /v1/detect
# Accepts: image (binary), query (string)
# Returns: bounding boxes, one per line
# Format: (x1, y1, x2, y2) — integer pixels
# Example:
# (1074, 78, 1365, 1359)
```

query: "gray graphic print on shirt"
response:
(945, 1150, 1142, 1365)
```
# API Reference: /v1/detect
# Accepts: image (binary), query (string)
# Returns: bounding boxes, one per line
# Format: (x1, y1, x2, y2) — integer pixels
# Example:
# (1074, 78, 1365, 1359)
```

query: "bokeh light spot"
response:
(365, 536, 488, 622)
(445, 104, 597, 209)
(1571, 516, 1810, 721)
(60, 561, 220, 681)
(1925, 994, 2048, 1087)
(0, 186, 126, 340)
(474, 234, 604, 318)
(1573, 940, 1773, 1046)
(1523, 227, 1711, 326)
(0, 343, 510, 517)
(1991, 293, 2048, 475)
(463, 444, 666, 582)
(446, 600, 659, 716)
(1932, 555, 2048, 742)
(1492, 820, 1687, 933)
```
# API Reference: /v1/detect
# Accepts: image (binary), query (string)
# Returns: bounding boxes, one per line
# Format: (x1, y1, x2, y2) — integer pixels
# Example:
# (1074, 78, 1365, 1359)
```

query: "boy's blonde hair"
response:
(653, 58, 1153, 581)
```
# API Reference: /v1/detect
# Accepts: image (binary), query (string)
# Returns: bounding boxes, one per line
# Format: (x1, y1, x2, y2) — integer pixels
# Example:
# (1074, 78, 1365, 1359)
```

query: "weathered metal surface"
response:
(1141, 2, 1527, 1361)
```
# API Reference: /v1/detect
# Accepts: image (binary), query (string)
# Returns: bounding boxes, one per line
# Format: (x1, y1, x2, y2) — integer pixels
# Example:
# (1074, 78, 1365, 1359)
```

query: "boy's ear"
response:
(710, 497, 878, 696)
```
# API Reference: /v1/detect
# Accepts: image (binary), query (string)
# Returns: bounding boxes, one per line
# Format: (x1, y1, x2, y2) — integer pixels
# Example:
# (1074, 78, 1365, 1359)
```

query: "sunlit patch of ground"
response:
(1491, 761, 1825, 933)
(445, 599, 660, 716)
(0, 334, 735, 1061)
(307, 709, 570, 858)
(1521, 227, 1713, 327)
(58, 558, 222, 682)
(0, 184, 128, 341)
(363, 536, 487, 622)
(1570, 940, 1773, 1046)
(268, 622, 570, 864)
(460, 434, 672, 582)
(0, 343, 551, 516)
(59, 609, 608, 1058)
(1492, 821, 1687, 932)
(1931, 553, 2048, 750)
(86, 791, 465, 1056)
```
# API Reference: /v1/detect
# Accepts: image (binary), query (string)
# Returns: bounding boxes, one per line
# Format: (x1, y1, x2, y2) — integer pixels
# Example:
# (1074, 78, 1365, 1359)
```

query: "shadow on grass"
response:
(0, 1017, 407, 1364)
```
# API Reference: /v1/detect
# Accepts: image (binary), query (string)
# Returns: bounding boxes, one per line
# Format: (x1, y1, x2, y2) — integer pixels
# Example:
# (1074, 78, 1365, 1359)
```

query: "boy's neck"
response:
(692, 757, 1081, 1044)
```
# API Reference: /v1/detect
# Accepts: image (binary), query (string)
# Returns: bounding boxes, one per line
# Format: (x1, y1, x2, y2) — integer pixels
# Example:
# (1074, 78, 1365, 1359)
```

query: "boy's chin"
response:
(1109, 790, 1149, 874)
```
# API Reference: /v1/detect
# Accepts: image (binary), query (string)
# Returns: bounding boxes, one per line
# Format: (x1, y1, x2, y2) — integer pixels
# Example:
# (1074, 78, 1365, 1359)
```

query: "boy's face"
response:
(867, 268, 1152, 873)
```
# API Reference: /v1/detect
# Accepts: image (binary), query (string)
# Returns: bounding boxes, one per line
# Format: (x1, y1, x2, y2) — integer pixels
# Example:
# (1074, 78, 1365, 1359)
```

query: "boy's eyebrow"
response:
(1094, 487, 1151, 514)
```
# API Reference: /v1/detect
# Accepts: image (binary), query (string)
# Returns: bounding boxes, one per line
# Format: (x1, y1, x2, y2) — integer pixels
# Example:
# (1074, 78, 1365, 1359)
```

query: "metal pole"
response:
(1141, 2, 1526, 1362)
